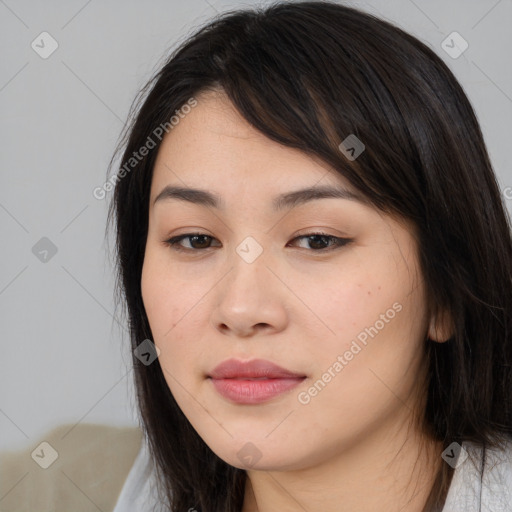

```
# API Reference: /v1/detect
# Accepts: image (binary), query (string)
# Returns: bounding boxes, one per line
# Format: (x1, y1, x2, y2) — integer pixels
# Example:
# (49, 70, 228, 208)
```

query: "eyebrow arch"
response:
(153, 184, 364, 211)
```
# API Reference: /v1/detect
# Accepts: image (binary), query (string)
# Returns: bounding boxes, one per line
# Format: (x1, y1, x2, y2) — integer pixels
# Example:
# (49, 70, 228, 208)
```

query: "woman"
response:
(108, 1, 512, 511)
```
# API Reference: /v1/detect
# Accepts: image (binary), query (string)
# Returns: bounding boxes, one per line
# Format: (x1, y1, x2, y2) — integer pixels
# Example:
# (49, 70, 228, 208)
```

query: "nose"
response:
(210, 247, 289, 338)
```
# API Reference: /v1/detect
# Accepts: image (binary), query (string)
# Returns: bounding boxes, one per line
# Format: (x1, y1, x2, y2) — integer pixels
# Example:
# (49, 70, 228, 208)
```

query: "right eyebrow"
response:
(153, 184, 364, 211)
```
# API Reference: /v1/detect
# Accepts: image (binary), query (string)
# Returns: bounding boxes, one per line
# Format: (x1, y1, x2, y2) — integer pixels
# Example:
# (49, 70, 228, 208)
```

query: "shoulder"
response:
(480, 438, 512, 511)
(113, 435, 167, 512)
(442, 437, 512, 512)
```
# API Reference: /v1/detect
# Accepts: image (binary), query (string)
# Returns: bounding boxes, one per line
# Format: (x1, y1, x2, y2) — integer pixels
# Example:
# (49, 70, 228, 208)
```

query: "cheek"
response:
(141, 247, 199, 339)
(313, 273, 403, 347)
(141, 253, 184, 380)
(140, 249, 208, 381)
(141, 254, 171, 338)
(292, 286, 427, 452)
(308, 247, 427, 380)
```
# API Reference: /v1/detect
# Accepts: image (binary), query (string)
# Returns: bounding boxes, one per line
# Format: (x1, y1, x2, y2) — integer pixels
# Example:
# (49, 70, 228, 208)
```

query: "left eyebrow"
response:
(153, 184, 364, 211)
(272, 184, 365, 211)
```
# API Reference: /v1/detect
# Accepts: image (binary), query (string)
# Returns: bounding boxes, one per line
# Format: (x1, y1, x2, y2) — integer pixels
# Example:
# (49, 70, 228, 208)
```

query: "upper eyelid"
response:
(166, 231, 342, 242)
(165, 232, 350, 250)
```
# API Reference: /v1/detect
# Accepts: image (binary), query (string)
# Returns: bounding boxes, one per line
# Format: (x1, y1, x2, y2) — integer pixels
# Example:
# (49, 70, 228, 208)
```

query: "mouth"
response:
(207, 358, 306, 404)
(208, 357, 306, 380)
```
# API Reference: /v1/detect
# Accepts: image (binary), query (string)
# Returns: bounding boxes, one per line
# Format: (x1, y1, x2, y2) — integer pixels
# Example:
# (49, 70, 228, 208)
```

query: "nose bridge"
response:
(211, 233, 288, 335)
(224, 234, 269, 303)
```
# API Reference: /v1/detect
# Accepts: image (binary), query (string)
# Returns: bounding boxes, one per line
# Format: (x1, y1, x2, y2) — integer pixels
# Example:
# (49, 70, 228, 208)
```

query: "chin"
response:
(204, 437, 307, 472)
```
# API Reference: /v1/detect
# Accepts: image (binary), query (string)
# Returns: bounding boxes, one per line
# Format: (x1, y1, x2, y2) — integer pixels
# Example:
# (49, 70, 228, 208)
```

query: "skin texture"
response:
(141, 90, 451, 512)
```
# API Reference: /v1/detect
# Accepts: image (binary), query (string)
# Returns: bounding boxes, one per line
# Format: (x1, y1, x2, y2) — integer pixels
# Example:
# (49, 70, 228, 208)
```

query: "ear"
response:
(428, 310, 454, 343)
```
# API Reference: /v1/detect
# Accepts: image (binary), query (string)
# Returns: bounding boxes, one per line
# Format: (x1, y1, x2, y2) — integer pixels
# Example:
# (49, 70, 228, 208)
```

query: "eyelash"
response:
(164, 232, 351, 253)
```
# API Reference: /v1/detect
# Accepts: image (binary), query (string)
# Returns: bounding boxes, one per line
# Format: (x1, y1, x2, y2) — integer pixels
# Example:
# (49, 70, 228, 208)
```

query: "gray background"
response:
(1, 0, 511, 453)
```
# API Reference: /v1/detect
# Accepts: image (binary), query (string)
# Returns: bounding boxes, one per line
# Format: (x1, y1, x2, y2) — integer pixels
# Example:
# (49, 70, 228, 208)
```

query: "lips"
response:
(208, 358, 306, 404)
(208, 358, 305, 380)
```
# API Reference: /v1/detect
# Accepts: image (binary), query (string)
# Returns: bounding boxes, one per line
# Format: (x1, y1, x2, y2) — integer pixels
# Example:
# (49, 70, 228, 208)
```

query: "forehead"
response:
(150, 90, 358, 202)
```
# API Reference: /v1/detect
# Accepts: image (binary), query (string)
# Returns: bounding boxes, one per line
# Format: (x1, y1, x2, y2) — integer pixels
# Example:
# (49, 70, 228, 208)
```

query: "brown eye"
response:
(165, 233, 218, 252)
(288, 233, 351, 251)
(164, 232, 351, 253)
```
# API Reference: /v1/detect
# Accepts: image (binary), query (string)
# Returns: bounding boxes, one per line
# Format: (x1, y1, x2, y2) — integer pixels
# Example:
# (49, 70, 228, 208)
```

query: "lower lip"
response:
(209, 377, 305, 404)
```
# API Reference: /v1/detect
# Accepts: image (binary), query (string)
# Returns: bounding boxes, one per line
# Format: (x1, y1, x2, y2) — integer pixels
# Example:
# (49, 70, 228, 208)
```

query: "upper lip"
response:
(208, 358, 306, 379)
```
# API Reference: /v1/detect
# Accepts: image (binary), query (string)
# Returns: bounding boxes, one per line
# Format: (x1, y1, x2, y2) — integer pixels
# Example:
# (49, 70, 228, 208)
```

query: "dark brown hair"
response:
(107, 2, 512, 510)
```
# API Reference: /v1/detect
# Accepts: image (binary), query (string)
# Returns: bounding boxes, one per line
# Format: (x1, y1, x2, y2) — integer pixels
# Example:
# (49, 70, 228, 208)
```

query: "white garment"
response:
(113, 439, 512, 511)
(112, 438, 168, 512)
(442, 440, 512, 511)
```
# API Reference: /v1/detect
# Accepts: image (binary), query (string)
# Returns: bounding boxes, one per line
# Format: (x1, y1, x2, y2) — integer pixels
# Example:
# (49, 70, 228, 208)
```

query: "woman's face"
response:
(141, 90, 432, 471)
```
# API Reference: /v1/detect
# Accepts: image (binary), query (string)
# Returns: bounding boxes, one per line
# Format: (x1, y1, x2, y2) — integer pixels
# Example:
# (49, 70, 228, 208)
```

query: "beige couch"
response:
(0, 423, 142, 512)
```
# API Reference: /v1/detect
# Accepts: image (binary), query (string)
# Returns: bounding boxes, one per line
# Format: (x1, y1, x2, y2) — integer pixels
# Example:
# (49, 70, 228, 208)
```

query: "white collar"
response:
(442, 439, 512, 511)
